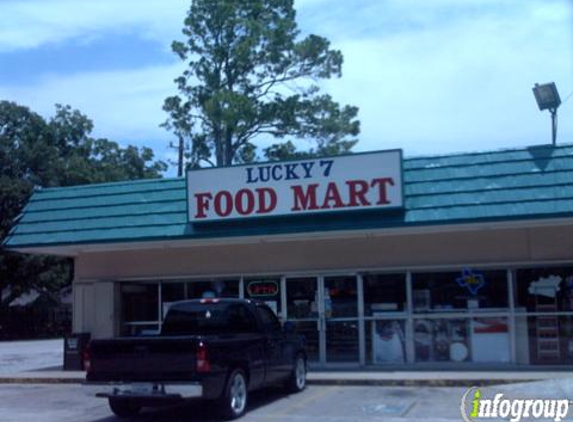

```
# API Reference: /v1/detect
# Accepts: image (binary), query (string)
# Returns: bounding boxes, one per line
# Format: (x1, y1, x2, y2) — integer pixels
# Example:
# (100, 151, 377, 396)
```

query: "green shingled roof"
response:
(4, 144, 573, 250)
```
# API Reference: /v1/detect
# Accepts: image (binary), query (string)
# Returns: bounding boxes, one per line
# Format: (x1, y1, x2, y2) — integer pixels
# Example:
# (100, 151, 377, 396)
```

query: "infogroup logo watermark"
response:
(460, 387, 570, 422)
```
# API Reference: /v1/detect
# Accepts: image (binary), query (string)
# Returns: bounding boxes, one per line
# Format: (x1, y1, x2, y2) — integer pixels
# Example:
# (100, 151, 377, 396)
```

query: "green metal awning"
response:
(4, 144, 573, 254)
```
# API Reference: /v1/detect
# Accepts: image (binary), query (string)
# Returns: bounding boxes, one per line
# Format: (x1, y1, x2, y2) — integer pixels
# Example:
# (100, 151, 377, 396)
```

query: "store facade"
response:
(110, 267, 573, 367)
(4, 145, 573, 368)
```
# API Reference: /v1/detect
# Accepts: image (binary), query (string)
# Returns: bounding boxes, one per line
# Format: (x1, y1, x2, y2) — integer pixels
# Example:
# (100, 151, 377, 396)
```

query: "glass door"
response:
(323, 275, 360, 363)
(285, 277, 320, 363)
(285, 275, 360, 365)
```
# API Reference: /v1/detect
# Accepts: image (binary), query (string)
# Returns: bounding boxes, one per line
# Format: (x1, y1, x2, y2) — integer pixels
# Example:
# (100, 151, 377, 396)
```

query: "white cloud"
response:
(304, 0, 573, 155)
(0, 63, 185, 163)
(0, 0, 571, 168)
(0, 0, 190, 51)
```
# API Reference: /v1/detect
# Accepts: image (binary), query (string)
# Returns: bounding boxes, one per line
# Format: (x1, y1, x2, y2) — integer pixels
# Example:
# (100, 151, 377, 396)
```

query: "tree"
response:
(163, 0, 360, 172)
(0, 101, 167, 312)
(49, 104, 167, 185)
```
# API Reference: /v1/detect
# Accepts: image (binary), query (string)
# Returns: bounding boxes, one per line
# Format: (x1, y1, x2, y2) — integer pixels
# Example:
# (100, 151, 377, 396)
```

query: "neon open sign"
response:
(247, 281, 279, 297)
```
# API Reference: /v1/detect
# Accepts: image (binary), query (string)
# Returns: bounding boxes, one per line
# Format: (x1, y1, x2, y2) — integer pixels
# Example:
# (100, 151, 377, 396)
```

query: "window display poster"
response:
(373, 320, 405, 364)
(414, 319, 471, 363)
(471, 318, 510, 363)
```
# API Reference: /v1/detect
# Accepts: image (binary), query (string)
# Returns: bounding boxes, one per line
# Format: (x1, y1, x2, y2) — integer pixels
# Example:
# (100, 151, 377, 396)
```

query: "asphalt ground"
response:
(3, 339, 573, 421)
(4, 380, 573, 422)
(0, 383, 472, 422)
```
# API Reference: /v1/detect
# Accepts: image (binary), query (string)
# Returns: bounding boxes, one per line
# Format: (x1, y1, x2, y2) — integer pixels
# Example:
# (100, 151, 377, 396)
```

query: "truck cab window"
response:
(227, 304, 258, 333)
(257, 305, 282, 333)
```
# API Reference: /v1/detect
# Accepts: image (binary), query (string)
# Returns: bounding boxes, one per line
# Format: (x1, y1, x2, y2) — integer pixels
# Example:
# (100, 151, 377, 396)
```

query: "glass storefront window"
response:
(412, 270, 508, 312)
(324, 276, 357, 318)
(414, 318, 470, 362)
(121, 283, 159, 323)
(120, 283, 160, 336)
(186, 279, 239, 299)
(244, 277, 281, 316)
(162, 282, 186, 319)
(515, 267, 573, 313)
(115, 266, 573, 366)
(326, 320, 359, 362)
(292, 321, 319, 362)
(286, 278, 318, 319)
(363, 273, 406, 316)
(366, 319, 406, 364)
(162, 283, 185, 302)
(471, 317, 510, 363)
(515, 316, 573, 365)
(414, 317, 510, 363)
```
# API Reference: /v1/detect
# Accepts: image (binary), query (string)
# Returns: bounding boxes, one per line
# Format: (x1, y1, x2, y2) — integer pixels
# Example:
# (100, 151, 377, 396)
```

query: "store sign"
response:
(186, 150, 403, 222)
(247, 281, 279, 297)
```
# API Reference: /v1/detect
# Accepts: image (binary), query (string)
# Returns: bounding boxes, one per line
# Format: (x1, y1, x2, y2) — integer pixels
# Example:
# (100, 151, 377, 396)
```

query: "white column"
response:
(405, 271, 415, 363)
(91, 281, 115, 339)
(357, 273, 366, 366)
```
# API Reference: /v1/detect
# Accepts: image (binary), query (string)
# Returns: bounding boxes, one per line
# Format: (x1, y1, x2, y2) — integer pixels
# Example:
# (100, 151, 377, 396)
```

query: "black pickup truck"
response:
(83, 298, 307, 420)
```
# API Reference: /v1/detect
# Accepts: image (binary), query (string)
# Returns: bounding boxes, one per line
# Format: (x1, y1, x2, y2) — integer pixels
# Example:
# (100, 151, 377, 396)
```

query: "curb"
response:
(307, 378, 539, 387)
(0, 376, 539, 387)
(0, 377, 84, 384)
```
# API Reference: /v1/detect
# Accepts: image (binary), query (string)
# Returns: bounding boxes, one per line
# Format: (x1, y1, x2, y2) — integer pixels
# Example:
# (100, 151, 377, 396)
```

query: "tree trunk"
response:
(214, 129, 224, 167)
(224, 128, 233, 166)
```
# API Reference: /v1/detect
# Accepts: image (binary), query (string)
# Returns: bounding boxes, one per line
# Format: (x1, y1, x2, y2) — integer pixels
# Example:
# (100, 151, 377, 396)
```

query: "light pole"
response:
(532, 82, 561, 146)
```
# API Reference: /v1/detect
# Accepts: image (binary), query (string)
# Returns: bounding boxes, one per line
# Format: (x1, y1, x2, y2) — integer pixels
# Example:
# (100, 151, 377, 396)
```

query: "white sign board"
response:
(187, 150, 403, 222)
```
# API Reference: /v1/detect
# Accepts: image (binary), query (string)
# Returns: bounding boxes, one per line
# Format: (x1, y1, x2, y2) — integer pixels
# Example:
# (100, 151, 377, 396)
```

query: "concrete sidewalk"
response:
(2, 339, 572, 387)
(1, 368, 572, 386)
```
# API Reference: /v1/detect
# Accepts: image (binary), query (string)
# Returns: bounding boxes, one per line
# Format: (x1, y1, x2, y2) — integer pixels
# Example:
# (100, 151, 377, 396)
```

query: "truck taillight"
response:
(196, 342, 210, 373)
(200, 298, 220, 304)
(83, 343, 92, 373)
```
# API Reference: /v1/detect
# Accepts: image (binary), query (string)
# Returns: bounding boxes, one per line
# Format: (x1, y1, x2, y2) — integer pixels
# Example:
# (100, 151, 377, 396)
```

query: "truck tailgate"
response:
(87, 337, 199, 382)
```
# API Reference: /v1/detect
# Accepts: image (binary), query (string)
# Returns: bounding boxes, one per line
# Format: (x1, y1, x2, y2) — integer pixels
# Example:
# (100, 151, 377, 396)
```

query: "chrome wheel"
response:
(295, 357, 306, 390)
(229, 372, 247, 416)
(219, 369, 249, 420)
(286, 354, 307, 393)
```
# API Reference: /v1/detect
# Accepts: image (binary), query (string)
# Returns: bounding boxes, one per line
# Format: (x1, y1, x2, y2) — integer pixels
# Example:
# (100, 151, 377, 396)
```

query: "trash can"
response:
(63, 333, 91, 370)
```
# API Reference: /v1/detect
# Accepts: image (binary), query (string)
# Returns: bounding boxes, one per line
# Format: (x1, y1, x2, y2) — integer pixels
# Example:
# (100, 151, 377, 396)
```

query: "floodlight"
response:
(533, 82, 561, 111)
(532, 82, 561, 145)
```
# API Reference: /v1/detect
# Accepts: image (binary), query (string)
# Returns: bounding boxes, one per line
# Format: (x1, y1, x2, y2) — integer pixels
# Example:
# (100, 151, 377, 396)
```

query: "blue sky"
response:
(1, 0, 572, 176)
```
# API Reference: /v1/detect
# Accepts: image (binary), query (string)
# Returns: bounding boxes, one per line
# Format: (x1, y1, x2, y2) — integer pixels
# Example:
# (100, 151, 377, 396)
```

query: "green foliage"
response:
(263, 138, 357, 162)
(163, 0, 360, 169)
(50, 104, 167, 185)
(0, 101, 167, 310)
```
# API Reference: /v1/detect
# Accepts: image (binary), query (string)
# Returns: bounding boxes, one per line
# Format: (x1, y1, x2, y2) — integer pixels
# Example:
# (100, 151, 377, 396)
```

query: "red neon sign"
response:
(247, 281, 279, 297)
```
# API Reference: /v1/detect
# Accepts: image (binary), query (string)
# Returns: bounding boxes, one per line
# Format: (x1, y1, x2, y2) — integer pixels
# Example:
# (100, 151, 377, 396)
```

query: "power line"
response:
(562, 89, 573, 104)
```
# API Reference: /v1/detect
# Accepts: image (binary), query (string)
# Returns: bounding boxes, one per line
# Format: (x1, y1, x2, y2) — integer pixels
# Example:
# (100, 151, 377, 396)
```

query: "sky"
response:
(1, 0, 572, 176)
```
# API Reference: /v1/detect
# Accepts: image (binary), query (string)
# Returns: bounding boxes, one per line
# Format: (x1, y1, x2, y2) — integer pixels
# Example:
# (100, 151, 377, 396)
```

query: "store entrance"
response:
(323, 276, 359, 363)
(285, 275, 359, 365)
(285, 277, 320, 363)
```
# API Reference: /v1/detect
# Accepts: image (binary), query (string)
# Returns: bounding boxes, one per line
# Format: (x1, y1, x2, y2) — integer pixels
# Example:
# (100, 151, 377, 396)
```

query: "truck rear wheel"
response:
(285, 354, 306, 393)
(219, 369, 248, 420)
(108, 397, 141, 418)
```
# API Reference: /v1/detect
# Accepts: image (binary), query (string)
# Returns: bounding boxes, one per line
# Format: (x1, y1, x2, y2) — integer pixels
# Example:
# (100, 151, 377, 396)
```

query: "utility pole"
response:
(169, 135, 185, 177)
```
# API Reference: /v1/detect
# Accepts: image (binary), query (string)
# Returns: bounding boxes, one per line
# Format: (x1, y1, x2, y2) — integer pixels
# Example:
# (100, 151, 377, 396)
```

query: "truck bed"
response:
(86, 333, 264, 382)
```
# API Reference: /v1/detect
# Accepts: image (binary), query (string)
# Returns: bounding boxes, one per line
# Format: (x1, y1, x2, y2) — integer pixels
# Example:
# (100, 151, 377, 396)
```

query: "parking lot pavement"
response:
(0, 383, 515, 422)
(3, 379, 573, 422)
(0, 339, 63, 374)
